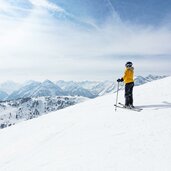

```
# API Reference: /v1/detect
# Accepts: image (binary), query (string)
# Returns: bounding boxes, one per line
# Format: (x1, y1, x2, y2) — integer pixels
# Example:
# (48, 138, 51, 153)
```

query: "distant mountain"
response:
(7, 81, 41, 100)
(90, 81, 115, 96)
(56, 81, 77, 90)
(56, 75, 167, 98)
(0, 81, 21, 94)
(56, 80, 116, 96)
(0, 91, 8, 101)
(56, 80, 100, 90)
(7, 80, 66, 100)
(134, 75, 167, 86)
(146, 75, 167, 81)
(77, 81, 100, 90)
(31, 80, 67, 97)
(4, 75, 168, 100)
(56, 81, 95, 98)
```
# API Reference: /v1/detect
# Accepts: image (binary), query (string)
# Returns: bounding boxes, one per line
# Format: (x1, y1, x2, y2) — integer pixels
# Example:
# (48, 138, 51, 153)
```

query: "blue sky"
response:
(0, 0, 171, 82)
(113, 0, 171, 25)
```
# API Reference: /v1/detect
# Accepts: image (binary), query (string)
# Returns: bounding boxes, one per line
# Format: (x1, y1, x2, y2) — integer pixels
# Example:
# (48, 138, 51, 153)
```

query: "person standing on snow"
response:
(117, 61, 134, 108)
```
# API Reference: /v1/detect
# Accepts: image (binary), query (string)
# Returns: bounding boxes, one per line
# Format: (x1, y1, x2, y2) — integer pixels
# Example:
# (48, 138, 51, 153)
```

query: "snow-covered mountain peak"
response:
(42, 79, 54, 85)
(40, 80, 62, 90)
(22, 80, 41, 87)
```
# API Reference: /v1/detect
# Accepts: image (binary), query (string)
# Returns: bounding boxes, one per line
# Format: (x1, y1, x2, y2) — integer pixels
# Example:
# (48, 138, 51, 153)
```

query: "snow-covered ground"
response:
(0, 76, 171, 171)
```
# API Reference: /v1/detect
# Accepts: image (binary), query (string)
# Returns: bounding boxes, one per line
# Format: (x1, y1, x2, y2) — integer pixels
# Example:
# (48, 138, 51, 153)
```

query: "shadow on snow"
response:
(137, 101, 171, 110)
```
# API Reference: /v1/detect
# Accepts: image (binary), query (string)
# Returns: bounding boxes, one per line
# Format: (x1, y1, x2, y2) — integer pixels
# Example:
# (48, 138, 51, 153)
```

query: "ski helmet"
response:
(125, 61, 133, 67)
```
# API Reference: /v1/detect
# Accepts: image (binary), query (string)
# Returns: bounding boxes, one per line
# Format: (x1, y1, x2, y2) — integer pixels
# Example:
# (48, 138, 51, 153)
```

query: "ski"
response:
(114, 103, 142, 112)
(114, 104, 141, 112)
(118, 102, 143, 112)
(114, 104, 142, 112)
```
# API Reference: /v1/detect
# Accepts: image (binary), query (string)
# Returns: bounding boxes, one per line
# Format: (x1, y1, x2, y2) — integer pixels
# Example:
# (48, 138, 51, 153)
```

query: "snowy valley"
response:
(0, 96, 86, 128)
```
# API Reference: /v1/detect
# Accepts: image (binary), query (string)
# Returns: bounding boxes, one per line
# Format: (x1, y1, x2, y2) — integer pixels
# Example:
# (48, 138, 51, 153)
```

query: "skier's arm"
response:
(122, 69, 128, 82)
(117, 69, 127, 82)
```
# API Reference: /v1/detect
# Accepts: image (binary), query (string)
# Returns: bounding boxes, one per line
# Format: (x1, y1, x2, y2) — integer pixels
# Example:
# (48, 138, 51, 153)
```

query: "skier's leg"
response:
(129, 83, 134, 106)
(130, 96, 133, 105)
(125, 82, 134, 106)
(125, 84, 130, 106)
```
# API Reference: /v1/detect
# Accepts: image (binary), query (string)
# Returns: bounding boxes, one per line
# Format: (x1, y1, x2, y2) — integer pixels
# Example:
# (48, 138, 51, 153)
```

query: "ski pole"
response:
(115, 81, 119, 111)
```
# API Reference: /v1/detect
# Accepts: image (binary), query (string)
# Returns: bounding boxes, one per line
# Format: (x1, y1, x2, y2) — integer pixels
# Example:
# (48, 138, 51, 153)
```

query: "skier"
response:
(117, 61, 134, 108)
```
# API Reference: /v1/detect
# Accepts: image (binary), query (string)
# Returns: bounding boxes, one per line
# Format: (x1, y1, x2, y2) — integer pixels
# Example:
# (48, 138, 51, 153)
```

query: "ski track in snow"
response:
(0, 77, 171, 171)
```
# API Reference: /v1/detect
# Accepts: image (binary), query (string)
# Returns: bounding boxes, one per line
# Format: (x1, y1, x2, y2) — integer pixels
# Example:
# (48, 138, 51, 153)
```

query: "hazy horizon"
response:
(0, 74, 168, 85)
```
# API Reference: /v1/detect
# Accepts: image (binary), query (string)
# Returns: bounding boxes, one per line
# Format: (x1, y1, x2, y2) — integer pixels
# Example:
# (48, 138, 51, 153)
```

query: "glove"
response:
(117, 78, 124, 82)
(117, 78, 121, 82)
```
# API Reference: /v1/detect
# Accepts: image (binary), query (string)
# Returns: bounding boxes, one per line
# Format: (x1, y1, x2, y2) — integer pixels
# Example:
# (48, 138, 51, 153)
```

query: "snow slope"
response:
(0, 76, 171, 171)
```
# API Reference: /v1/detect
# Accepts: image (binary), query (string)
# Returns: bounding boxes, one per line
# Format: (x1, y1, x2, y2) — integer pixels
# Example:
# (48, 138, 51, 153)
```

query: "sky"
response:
(0, 0, 171, 82)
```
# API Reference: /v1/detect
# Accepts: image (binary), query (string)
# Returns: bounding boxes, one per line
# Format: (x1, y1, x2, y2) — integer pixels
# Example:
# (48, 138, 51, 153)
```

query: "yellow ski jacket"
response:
(122, 67, 134, 84)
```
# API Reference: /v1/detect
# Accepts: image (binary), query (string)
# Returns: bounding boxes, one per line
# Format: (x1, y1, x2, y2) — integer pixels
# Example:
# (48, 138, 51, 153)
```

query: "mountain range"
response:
(0, 75, 167, 101)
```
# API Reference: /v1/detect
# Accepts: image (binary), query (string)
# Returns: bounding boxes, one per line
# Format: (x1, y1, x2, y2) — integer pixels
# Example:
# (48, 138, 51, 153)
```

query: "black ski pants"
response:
(125, 82, 134, 106)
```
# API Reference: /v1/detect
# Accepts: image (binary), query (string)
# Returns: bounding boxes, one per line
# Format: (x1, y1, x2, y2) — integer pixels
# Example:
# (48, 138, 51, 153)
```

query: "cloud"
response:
(28, 0, 65, 12)
(0, 0, 10, 12)
(0, 0, 170, 82)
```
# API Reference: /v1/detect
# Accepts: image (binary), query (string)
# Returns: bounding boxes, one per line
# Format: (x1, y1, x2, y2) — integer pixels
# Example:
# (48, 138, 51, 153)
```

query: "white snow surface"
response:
(0, 76, 171, 171)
